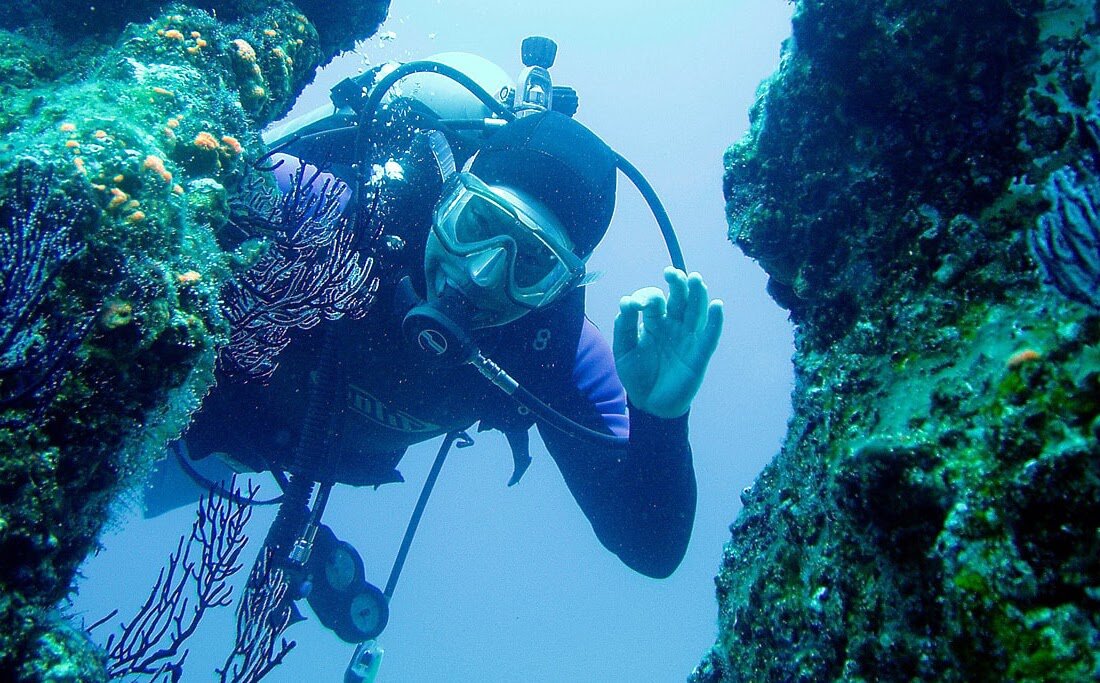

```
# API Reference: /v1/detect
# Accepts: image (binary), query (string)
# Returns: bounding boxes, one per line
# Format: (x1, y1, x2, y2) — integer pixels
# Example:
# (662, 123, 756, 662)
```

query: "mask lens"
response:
(434, 172, 583, 307)
(453, 194, 508, 244)
(510, 231, 563, 288)
(449, 187, 564, 287)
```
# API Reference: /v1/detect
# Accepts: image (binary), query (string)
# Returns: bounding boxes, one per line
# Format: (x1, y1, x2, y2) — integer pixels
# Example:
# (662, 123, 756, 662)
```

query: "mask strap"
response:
(426, 131, 457, 182)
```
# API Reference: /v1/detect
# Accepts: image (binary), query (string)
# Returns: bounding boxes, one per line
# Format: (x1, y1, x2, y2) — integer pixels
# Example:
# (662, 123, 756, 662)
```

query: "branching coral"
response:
(219, 166, 379, 380)
(216, 547, 297, 683)
(93, 479, 256, 680)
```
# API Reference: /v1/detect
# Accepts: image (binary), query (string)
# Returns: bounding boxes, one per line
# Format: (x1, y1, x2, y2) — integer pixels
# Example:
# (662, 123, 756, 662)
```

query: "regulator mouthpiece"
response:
(399, 278, 478, 365)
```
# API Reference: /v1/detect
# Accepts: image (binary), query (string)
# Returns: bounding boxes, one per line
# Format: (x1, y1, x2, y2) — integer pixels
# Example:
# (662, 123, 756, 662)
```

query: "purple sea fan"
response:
(0, 160, 92, 413)
(1029, 164, 1100, 309)
(220, 166, 380, 380)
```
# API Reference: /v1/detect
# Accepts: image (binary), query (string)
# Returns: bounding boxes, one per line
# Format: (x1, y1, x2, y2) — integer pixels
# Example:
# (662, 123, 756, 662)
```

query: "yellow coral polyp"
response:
(1007, 349, 1042, 368)
(127, 211, 146, 223)
(232, 39, 257, 62)
(108, 188, 128, 209)
(176, 270, 202, 285)
(264, 29, 278, 37)
(59, 122, 76, 132)
(221, 135, 243, 155)
(143, 154, 173, 182)
(193, 131, 220, 151)
(164, 29, 184, 41)
(152, 87, 174, 97)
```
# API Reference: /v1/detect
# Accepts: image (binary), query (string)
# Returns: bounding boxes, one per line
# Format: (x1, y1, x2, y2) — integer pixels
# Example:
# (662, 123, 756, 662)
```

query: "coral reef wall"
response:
(0, 1, 387, 680)
(695, 0, 1100, 680)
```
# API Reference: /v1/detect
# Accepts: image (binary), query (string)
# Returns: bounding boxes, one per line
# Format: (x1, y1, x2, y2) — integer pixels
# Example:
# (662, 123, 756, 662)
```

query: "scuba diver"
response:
(149, 37, 723, 679)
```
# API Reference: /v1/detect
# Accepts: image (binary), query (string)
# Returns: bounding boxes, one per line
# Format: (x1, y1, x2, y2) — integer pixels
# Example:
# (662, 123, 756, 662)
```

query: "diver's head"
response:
(423, 111, 618, 328)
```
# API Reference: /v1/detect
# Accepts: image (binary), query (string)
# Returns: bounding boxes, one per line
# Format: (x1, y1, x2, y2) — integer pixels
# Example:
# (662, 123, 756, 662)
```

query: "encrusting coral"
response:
(0, 0, 389, 680)
(695, 0, 1100, 680)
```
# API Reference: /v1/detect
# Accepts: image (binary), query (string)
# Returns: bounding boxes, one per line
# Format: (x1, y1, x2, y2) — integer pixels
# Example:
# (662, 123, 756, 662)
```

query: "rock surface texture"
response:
(0, 1, 388, 679)
(694, 1, 1100, 681)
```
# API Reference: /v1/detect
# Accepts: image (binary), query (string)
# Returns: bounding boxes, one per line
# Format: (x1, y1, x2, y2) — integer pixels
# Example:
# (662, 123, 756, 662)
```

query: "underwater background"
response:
(69, 2, 797, 682)
(6, 0, 1097, 680)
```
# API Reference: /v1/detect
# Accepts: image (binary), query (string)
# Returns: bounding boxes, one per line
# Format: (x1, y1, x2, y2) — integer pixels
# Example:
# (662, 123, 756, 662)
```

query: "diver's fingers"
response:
(615, 296, 641, 353)
(683, 272, 709, 333)
(696, 299, 724, 363)
(621, 287, 667, 339)
(638, 289, 668, 331)
(621, 286, 666, 313)
(664, 267, 689, 322)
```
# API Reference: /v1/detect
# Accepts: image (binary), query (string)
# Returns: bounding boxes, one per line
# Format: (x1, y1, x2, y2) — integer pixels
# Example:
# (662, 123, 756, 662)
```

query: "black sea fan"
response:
(92, 479, 258, 682)
(219, 166, 380, 380)
(0, 161, 91, 413)
(1029, 164, 1100, 309)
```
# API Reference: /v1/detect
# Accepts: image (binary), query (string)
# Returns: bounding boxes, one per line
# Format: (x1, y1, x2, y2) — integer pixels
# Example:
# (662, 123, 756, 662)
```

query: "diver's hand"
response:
(613, 267, 724, 419)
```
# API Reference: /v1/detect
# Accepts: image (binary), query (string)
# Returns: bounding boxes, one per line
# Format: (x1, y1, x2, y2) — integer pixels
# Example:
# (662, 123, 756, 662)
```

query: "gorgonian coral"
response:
(0, 161, 92, 414)
(1030, 164, 1100, 308)
(219, 166, 379, 380)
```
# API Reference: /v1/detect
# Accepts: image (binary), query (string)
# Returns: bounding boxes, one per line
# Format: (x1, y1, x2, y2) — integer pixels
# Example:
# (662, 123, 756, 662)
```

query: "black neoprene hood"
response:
(469, 111, 618, 258)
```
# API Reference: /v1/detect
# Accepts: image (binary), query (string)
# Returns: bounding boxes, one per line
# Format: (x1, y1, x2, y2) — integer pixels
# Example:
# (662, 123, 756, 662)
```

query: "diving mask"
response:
(431, 171, 585, 310)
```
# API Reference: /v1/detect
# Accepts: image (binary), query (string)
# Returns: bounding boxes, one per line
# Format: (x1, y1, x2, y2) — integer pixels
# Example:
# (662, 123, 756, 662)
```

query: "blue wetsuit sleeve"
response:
(535, 318, 697, 578)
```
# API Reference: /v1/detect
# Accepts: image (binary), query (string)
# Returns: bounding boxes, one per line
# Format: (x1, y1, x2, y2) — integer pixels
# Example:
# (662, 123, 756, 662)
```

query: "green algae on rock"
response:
(695, 0, 1100, 681)
(0, 1, 389, 680)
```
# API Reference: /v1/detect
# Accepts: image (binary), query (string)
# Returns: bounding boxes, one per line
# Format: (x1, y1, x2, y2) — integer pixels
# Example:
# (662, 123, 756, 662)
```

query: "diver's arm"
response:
(536, 319, 697, 579)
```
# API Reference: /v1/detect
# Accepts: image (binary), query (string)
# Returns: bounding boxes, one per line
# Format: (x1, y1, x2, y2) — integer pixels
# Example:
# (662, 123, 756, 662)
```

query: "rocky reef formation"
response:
(0, 1, 388, 680)
(695, 0, 1100, 680)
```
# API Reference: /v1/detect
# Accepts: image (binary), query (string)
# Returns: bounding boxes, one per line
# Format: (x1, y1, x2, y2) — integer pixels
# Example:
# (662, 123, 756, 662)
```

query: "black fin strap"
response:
(504, 430, 533, 486)
(173, 447, 284, 506)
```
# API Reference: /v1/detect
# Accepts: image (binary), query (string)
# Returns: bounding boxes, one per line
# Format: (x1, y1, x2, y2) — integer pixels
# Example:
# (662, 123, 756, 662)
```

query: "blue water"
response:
(74, 2, 795, 681)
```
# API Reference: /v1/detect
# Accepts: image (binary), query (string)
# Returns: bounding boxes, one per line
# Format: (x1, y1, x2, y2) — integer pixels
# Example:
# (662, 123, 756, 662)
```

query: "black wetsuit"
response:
(183, 122, 697, 578)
